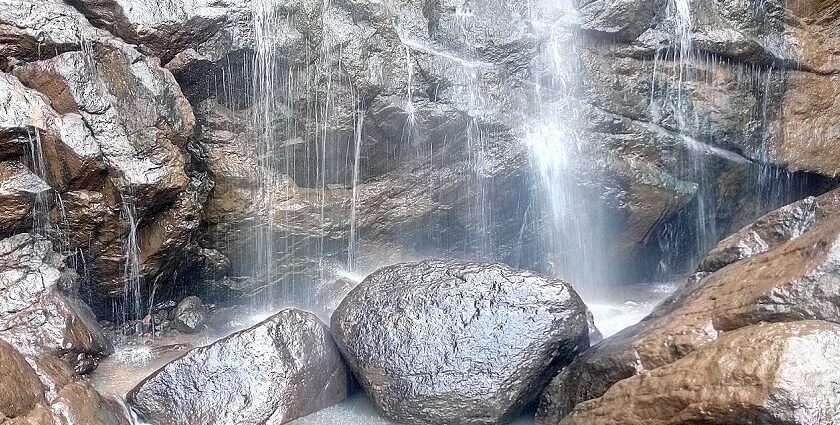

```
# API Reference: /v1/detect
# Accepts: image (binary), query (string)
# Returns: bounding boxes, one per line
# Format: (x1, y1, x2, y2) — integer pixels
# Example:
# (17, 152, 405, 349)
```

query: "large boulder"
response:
(538, 216, 840, 421)
(331, 260, 590, 425)
(0, 233, 112, 374)
(0, 340, 129, 424)
(557, 321, 840, 425)
(127, 308, 351, 425)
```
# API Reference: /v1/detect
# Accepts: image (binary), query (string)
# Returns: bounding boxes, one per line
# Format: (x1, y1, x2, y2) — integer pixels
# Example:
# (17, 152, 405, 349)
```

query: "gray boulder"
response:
(172, 295, 208, 334)
(128, 308, 351, 425)
(331, 260, 589, 425)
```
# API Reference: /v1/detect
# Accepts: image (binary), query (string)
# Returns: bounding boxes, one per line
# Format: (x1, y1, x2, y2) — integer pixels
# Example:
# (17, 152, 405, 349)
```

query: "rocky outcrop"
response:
(557, 321, 840, 425)
(0, 233, 112, 374)
(331, 260, 589, 425)
(128, 308, 350, 425)
(697, 186, 840, 274)
(0, 339, 129, 424)
(538, 214, 840, 421)
(0, 161, 51, 235)
(0, 0, 115, 65)
(2, 33, 212, 308)
(13, 43, 194, 214)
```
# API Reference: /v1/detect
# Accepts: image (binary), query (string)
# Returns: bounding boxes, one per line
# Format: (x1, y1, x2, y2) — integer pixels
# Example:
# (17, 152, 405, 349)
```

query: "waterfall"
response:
(121, 201, 142, 322)
(524, 0, 609, 294)
(347, 110, 365, 271)
(250, 0, 282, 303)
(26, 129, 49, 236)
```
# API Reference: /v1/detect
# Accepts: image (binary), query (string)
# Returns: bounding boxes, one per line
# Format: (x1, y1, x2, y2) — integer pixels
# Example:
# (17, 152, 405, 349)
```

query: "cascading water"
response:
(26, 129, 49, 236)
(347, 110, 365, 271)
(250, 0, 282, 304)
(524, 0, 612, 295)
(121, 200, 142, 323)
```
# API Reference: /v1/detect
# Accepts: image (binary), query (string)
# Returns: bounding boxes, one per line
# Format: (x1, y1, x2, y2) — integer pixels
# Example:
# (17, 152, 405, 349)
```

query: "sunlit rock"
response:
(538, 217, 840, 421)
(331, 260, 589, 425)
(128, 308, 351, 425)
(557, 321, 840, 425)
(697, 186, 840, 274)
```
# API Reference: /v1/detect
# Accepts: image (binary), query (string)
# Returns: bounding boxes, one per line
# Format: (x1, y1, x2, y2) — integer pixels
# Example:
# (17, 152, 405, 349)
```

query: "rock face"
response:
(0, 233, 112, 374)
(128, 308, 351, 425)
(0, 340, 129, 424)
(558, 321, 840, 425)
(538, 210, 840, 421)
(1, 34, 212, 312)
(331, 260, 589, 425)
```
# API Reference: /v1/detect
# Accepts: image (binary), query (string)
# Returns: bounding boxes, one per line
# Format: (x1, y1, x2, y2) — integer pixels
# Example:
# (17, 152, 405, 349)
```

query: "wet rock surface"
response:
(331, 260, 589, 425)
(128, 308, 351, 425)
(171, 296, 207, 334)
(697, 186, 840, 274)
(0, 233, 112, 373)
(558, 321, 840, 425)
(538, 212, 840, 421)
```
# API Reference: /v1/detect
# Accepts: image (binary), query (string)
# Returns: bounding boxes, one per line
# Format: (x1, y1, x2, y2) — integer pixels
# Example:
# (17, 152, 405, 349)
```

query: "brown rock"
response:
(0, 161, 50, 235)
(0, 339, 43, 421)
(769, 72, 840, 177)
(558, 321, 840, 425)
(538, 217, 840, 421)
(698, 187, 840, 273)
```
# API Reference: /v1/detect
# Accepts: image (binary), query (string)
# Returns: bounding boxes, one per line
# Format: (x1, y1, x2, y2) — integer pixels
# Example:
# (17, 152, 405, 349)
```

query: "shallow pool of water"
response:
(91, 280, 679, 424)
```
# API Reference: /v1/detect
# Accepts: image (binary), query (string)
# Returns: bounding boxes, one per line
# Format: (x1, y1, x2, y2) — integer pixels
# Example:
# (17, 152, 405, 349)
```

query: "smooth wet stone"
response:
(128, 308, 351, 425)
(331, 260, 589, 425)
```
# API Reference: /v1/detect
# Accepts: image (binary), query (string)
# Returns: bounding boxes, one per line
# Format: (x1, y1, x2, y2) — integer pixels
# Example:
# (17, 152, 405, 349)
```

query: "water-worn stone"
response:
(557, 321, 840, 425)
(331, 260, 589, 425)
(171, 296, 207, 334)
(0, 233, 113, 373)
(537, 217, 840, 421)
(128, 308, 350, 425)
